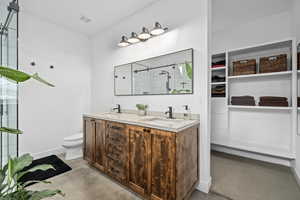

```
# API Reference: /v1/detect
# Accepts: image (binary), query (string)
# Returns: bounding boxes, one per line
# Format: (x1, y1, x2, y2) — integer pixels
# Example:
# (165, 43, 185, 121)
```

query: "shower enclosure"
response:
(0, 0, 19, 166)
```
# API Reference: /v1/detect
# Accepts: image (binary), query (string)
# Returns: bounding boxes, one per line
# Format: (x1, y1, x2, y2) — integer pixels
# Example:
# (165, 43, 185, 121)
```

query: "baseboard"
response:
(22, 147, 65, 159)
(212, 144, 292, 167)
(196, 176, 212, 193)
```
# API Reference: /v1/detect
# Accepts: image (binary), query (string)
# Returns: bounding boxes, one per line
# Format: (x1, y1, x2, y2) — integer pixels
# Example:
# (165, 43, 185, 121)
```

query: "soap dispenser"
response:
(183, 105, 191, 120)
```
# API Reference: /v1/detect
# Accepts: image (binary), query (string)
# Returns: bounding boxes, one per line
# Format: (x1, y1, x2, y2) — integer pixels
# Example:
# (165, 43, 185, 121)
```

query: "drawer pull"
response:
(143, 129, 151, 133)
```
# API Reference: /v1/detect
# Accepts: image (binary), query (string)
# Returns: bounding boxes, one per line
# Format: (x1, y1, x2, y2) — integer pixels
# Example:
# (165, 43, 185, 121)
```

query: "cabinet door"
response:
(94, 120, 106, 171)
(83, 118, 95, 164)
(105, 122, 129, 184)
(150, 130, 176, 200)
(128, 126, 151, 196)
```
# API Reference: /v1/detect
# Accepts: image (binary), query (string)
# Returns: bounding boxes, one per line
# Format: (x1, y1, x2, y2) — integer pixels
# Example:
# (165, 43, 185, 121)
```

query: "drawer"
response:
(107, 134, 127, 144)
(107, 122, 126, 132)
(106, 149, 124, 161)
(107, 158, 127, 182)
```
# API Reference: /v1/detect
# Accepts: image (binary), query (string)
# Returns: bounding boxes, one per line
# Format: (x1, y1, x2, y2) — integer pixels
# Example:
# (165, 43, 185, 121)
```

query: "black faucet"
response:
(113, 104, 121, 113)
(165, 106, 174, 119)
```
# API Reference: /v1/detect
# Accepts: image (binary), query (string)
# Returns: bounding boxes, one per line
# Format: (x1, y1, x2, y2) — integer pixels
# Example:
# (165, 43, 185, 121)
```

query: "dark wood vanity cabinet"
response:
(83, 118, 95, 164)
(150, 130, 176, 200)
(94, 120, 106, 171)
(83, 117, 199, 200)
(128, 125, 151, 197)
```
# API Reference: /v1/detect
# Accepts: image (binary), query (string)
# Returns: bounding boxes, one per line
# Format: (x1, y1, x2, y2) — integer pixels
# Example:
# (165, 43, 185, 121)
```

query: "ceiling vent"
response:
(80, 15, 91, 23)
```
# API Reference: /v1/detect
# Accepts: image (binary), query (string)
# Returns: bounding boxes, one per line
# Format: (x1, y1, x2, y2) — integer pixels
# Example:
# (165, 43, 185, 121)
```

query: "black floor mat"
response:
(20, 155, 72, 186)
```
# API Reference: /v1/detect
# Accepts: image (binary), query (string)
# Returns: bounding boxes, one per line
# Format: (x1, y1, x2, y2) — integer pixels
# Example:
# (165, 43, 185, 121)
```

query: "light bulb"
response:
(128, 32, 140, 44)
(118, 36, 130, 47)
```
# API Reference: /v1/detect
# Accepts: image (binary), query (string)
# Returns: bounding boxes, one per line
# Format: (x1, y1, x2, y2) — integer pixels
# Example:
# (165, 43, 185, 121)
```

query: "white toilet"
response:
(63, 133, 83, 160)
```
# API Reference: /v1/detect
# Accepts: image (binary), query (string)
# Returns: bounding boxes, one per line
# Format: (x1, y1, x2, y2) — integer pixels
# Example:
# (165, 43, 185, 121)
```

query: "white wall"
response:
(91, 0, 211, 193)
(212, 11, 293, 53)
(18, 12, 92, 158)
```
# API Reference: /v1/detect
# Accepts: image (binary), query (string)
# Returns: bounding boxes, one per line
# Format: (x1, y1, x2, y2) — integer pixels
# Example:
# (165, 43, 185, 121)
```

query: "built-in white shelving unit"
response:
(210, 82, 227, 85)
(212, 66, 226, 71)
(228, 71, 292, 79)
(211, 53, 227, 98)
(228, 105, 293, 111)
(210, 38, 298, 160)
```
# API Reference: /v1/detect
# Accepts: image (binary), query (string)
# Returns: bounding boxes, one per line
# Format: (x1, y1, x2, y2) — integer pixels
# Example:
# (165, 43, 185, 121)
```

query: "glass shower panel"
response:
(0, 0, 18, 167)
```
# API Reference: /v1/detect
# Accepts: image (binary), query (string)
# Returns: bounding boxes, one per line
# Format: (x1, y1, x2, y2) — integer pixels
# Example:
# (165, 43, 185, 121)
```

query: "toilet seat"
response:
(64, 133, 83, 142)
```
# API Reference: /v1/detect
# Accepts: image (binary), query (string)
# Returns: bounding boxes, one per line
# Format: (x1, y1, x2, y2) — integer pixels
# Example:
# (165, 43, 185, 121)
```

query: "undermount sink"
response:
(144, 118, 187, 127)
(98, 113, 189, 128)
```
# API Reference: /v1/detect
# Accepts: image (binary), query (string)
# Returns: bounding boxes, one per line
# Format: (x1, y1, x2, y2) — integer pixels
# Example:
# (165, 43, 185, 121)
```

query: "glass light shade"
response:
(128, 32, 140, 44)
(138, 27, 151, 40)
(118, 36, 130, 47)
(150, 22, 165, 35)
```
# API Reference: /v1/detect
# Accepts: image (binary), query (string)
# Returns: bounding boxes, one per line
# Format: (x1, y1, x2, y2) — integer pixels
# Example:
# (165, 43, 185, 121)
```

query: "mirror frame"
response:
(114, 48, 194, 96)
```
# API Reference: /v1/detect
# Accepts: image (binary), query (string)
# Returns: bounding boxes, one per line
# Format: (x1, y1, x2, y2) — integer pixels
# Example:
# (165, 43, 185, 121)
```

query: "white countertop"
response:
(83, 112, 199, 133)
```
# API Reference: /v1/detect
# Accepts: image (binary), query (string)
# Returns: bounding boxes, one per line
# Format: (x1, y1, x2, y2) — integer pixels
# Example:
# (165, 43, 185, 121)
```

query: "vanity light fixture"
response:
(150, 22, 167, 36)
(138, 27, 151, 40)
(127, 32, 140, 44)
(118, 36, 130, 47)
(118, 22, 167, 47)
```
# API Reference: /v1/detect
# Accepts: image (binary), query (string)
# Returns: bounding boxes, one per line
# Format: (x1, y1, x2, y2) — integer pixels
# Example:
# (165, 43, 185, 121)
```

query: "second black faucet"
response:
(165, 106, 174, 119)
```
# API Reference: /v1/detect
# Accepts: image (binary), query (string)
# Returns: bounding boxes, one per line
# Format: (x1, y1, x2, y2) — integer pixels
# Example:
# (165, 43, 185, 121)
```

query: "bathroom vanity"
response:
(83, 113, 199, 200)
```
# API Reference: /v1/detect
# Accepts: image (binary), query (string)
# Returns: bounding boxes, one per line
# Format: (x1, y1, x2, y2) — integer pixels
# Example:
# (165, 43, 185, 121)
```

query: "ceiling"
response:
(20, 0, 161, 36)
(212, 0, 293, 32)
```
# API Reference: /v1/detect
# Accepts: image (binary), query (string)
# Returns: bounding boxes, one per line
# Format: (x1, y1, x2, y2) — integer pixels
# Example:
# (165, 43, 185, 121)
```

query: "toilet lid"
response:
(64, 133, 83, 141)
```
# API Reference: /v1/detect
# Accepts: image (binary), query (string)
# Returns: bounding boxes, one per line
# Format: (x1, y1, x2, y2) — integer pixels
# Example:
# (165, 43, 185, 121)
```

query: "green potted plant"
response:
(0, 66, 63, 199)
(136, 104, 148, 116)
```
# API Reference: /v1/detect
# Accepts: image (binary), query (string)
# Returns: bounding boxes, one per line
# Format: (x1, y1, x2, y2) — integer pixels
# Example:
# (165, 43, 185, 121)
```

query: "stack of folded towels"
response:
(212, 75, 225, 82)
(212, 85, 226, 97)
(259, 96, 288, 107)
(231, 96, 255, 106)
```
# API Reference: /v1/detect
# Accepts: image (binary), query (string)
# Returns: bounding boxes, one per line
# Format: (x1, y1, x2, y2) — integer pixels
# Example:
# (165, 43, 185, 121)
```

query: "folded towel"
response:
(260, 96, 287, 102)
(212, 75, 225, 82)
(231, 96, 255, 101)
(212, 60, 226, 66)
(231, 99, 256, 106)
(259, 101, 288, 107)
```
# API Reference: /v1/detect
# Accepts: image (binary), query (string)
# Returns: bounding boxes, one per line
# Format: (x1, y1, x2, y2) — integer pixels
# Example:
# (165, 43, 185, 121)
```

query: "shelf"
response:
(228, 105, 292, 111)
(211, 82, 226, 85)
(212, 67, 226, 71)
(228, 71, 292, 80)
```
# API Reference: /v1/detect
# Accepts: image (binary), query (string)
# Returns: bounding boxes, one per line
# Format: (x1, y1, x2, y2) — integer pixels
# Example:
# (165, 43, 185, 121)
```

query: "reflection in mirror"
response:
(114, 49, 193, 96)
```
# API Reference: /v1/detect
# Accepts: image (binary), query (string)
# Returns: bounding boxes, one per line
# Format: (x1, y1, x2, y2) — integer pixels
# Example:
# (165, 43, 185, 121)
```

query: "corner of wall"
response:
(292, 160, 300, 187)
(196, 176, 212, 193)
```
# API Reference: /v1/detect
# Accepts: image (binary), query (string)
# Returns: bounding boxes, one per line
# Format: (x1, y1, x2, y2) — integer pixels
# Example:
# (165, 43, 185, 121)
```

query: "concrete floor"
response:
(30, 152, 300, 200)
(30, 156, 228, 200)
(211, 151, 300, 200)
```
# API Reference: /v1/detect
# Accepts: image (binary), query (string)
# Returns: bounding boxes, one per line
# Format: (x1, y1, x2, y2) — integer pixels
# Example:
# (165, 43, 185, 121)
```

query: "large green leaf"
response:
(0, 127, 22, 135)
(28, 189, 64, 200)
(22, 180, 51, 188)
(12, 154, 33, 176)
(0, 66, 55, 87)
(0, 66, 31, 82)
(17, 164, 54, 181)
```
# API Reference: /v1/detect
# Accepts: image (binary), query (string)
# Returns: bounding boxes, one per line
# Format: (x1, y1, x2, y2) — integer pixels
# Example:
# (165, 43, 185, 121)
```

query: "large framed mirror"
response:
(114, 48, 193, 96)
